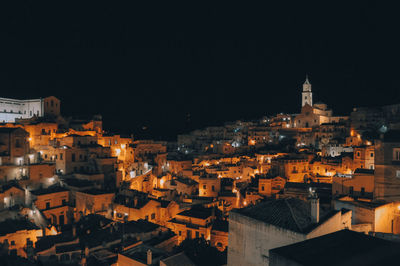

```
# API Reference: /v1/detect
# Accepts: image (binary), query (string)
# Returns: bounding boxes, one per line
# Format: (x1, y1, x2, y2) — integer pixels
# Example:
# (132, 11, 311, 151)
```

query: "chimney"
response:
(147, 249, 152, 265)
(311, 197, 320, 223)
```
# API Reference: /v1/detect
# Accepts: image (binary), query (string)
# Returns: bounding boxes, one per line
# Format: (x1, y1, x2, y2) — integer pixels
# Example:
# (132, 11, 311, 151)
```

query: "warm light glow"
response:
(249, 139, 256, 146)
(115, 148, 121, 155)
(121, 144, 126, 149)
(28, 137, 32, 141)
(243, 200, 247, 206)
(160, 179, 165, 186)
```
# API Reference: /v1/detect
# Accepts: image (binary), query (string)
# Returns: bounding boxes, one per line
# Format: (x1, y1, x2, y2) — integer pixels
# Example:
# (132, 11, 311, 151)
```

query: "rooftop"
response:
(80, 188, 115, 195)
(233, 198, 337, 234)
(354, 168, 375, 174)
(30, 186, 69, 196)
(177, 207, 213, 220)
(160, 252, 195, 266)
(270, 229, 400, 266)
(0, 219, 39, 236)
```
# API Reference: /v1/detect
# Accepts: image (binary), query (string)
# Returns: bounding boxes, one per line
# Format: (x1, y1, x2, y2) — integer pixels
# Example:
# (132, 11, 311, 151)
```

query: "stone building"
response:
(0, 218, 42, 258)
(0, 96, 60, 123)
(333, 197, 400, 234)
(168, 207, 215, 244)
(374, 130, 400, 201)
(332, 168, 374, 199)
(210, 219, 229, 252)
(198, 175, 221, 197)
(227, 197, 352, 266)
(75, 189, 114, 218)
(30, 186, 71, 226)
(294, 77, 348, 129)
(353, 145, 375, 170)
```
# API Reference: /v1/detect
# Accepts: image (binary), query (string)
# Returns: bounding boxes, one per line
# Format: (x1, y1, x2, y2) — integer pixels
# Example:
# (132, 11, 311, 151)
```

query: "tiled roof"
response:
(234, 198, 336, 234)
(161, 252, 195, 266)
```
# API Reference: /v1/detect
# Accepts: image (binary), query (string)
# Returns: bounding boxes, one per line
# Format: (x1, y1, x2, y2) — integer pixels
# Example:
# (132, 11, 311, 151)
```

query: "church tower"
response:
(302, 75, 313, 107)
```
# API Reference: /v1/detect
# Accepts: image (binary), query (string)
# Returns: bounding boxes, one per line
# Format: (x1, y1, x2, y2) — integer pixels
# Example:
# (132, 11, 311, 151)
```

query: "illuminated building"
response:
(75, 189, 114, 218)
(374, 130, 400, 201)
(334, 198, 400, 234)
(0, 96, 60, 123)
(332, 168, 374, 199)
(30, 186, 71, 226)
(0, 218, 42, 258)
(167, 207, 215, 244)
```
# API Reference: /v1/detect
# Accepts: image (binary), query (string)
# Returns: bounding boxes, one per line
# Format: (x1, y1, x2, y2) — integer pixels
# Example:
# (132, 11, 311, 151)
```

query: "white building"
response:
(0, 96, 60, 123)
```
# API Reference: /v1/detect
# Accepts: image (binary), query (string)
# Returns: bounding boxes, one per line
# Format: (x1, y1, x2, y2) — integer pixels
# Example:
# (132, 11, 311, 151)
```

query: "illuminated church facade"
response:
(294, 76, 348, 128)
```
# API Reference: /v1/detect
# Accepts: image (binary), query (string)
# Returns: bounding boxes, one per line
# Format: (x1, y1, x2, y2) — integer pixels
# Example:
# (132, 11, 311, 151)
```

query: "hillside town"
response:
(1, 77, 400, 265)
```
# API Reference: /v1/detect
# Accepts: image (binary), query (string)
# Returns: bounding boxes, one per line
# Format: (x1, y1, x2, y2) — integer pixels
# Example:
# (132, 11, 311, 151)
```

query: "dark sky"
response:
(1, 1, 399, 140)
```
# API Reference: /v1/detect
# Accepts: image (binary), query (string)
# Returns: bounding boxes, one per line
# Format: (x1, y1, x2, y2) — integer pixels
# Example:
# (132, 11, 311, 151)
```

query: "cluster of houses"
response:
(1, 78, 400, 265)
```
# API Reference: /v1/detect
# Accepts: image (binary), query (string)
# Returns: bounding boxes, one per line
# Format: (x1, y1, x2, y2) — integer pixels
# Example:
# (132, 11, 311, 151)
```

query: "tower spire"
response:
(302, 74, 312, 107)
(304, 74, 310, 85)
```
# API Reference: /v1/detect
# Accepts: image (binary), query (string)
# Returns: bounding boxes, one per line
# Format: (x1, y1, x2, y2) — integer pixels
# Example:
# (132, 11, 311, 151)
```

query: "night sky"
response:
(1, 1, 399, 140)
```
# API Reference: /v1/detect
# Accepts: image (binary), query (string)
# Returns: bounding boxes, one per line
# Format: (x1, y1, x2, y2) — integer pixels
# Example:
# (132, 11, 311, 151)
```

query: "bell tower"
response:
(302, 75, 313, 107)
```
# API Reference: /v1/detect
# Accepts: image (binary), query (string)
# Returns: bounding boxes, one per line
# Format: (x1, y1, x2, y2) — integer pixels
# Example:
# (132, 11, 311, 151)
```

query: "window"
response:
(145, 215, 149, 221)
(212, 185, 215, 192)
(396, 170, 400, 178)
(37, 111, 39, 116)
(30, 111, 32, 116)
(370, 153, 374, 157)
(201, 233, 204, 238)
(151, 213, 155, 220)
(261, 186, 265, 191)
(349, 186, 354, 195)
(203, 185, 206, 189)
(11, 241, 15, 246)
(15, 139, 21, 148)
(62, 199, 66, 206)
(394, 149, 400, 161)
(72, 154, 75, 162)
(196, 231, 199, 238)
(357, 152, 361, 157)
(60, 153, 63, 160)
(179, 231, 181, 236)
(51, 100, 54, 107)
(46, 202, 50, 209)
